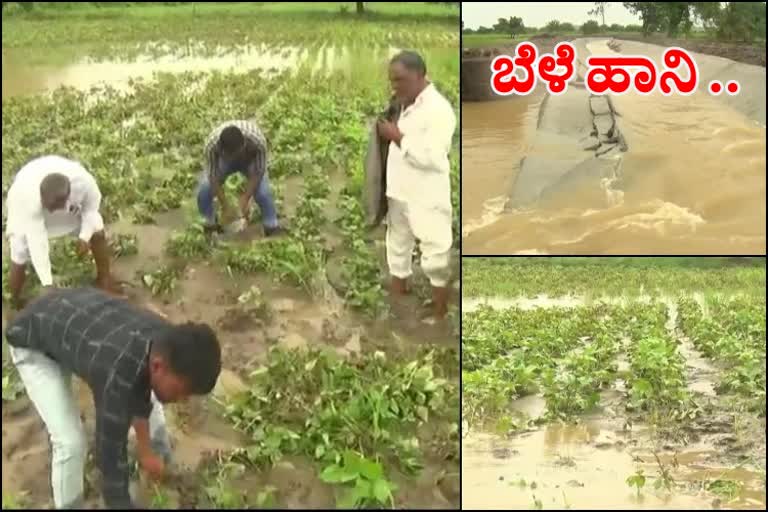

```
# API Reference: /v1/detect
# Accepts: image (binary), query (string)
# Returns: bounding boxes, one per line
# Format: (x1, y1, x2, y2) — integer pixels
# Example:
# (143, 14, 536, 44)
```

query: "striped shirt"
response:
(203, 120, 268, 182)
(5, 288, 171, 509)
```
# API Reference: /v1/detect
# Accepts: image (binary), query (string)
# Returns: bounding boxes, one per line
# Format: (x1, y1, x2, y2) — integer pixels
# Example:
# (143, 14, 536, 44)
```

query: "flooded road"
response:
(462, 39, 766, 255)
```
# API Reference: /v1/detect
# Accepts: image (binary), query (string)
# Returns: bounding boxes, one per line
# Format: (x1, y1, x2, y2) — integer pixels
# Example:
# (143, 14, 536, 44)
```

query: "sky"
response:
(462, 2, 642, 29)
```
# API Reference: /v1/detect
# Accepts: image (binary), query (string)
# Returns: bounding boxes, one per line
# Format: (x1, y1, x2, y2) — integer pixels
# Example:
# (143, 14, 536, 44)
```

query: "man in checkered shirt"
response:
(4, 287, 222, 509)
(196, 120, 282, 236)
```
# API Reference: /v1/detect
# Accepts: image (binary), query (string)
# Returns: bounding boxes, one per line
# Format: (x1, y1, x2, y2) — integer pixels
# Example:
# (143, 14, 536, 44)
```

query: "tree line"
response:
(462, 2, 766, 43)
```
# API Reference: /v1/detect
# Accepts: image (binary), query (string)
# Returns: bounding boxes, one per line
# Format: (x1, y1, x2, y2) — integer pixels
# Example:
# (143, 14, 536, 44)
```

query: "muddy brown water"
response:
(463, 427, 766, 510)
(1, 44, 402, 98)
(462, 40, 766, 255)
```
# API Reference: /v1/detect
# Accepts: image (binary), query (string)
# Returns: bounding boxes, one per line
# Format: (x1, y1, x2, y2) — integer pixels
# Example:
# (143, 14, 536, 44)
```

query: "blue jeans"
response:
(196, 161, 279, 229)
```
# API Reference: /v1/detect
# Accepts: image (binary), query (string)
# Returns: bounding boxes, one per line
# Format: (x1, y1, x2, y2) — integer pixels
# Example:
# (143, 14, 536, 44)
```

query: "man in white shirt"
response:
(377, 51, 456, 320)
(5, 155, 119, 309)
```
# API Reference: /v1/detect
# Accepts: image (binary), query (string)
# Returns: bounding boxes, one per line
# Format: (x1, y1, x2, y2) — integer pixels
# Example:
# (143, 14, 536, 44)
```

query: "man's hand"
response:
(238, 193, 251, 220)
(377, 120, 403, 145)
(139, 449, 166, 483)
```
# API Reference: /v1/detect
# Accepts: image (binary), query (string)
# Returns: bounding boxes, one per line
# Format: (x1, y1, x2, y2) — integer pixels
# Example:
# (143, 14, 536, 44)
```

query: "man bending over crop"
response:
(197, 120, 282, 236)
(5, 155, 121, 309)
(376, 51, 456, 320)
(5, 287, 222, 509)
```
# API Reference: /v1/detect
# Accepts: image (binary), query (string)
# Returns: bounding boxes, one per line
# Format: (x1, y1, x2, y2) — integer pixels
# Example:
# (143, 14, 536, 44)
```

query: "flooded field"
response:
(462, 258, 766, 510)
(462, 38, 766, 255)
(2, 2, 460, 509)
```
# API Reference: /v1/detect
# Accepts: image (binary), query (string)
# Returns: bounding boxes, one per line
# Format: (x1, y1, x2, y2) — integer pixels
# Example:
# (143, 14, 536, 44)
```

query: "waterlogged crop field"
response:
(1, 3, 460, 509)
(462, 258, 766, 510)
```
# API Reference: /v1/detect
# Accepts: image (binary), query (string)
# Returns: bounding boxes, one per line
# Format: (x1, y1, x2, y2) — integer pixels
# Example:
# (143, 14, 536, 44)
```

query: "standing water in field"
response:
(461, 290, 767, 510)
(1, 44, 404, 98)
(462, 38, 766, 254)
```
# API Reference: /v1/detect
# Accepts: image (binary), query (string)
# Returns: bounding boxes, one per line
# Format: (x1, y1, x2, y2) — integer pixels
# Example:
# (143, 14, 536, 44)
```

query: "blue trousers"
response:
(196, 163, 278, 229)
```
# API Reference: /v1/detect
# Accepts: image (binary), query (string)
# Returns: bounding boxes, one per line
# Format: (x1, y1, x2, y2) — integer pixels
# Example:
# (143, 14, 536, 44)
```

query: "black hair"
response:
(154, 322, 221, 394)
(219, 125, 246, 154)
(390, 50, 427, 76)
(40, 173, 70, 203)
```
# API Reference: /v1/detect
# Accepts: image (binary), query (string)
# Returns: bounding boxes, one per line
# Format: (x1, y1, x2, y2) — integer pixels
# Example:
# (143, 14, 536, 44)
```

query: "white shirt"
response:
(386, 83, 456, 208)
(6, 155, 103, 286)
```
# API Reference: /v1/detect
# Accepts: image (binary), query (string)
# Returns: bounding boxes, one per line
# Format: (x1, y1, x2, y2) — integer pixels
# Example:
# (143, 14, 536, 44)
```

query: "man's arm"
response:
(96, 396, 134, 509)
(244, 144, 267, 199)
(78, 175, 105, 242)
(399, 104, 456, 173)
(130, 392, 153, 455)
(26, 215, 54, 287)
(204, 130, 225, 203)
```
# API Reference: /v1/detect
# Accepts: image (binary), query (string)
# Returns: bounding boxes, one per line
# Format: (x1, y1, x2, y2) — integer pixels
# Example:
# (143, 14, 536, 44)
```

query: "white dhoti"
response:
(385, 198, 452, 287)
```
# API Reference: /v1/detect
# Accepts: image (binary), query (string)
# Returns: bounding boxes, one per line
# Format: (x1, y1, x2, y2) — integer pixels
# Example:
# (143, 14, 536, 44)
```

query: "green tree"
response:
(589, 2, 609, 26)
(544, 19, 563, 33)
(659, 2, 693, 36)
(623, 2, 662, 36)
(507, 16, 525, 38)
(717, 1, 766, 42)
(581, 19, 601, 35)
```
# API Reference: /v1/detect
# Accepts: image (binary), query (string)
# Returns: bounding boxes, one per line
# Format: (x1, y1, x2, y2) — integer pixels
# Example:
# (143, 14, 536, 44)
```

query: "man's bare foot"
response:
(10, 296, 27, 312)
(96, 277, 125, 297)
(390, 277, 410, 296)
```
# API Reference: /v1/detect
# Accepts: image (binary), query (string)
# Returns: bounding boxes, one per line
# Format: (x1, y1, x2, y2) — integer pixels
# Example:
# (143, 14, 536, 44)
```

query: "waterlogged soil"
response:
(1, 44, 404, 98)
(0, 217, 459, 510)
(462, 296, 766, 510)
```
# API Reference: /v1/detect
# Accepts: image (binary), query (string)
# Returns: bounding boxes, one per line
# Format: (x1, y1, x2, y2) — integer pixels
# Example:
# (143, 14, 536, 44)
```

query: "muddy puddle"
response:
(463, 426, 766, 510)
(2, 44, 402, 98)
(462, 38, 766, 255)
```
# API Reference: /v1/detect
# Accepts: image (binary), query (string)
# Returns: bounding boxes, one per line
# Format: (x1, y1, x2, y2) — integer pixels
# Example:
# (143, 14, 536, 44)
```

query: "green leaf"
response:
(633, 378, 652, 395)
(372, 479, 393, 504)
(320, 464, 357, 484)
(359, 458, 383, 481)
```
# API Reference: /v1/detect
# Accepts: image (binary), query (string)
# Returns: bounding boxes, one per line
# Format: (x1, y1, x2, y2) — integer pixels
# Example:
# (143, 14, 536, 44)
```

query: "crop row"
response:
(677, 296, 766, 414)
(463, 302, 694, 428)
(2, 59, 459, 315)
(462, 258, 767, 298)
(2, 3, 459, 56)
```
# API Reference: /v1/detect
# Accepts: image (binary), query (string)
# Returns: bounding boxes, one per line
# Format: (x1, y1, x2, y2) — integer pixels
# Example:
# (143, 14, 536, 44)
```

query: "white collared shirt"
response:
(6, 155, 103, 286)
(385, 83, 456, 208)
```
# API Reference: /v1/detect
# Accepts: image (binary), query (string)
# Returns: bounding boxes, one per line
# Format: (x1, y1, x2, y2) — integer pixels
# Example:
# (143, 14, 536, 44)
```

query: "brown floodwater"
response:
(462, 295, 766, 510)
(1, 44, 401, 98)
(462, 41, 766, 255)
(463, 428, 766, 510)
